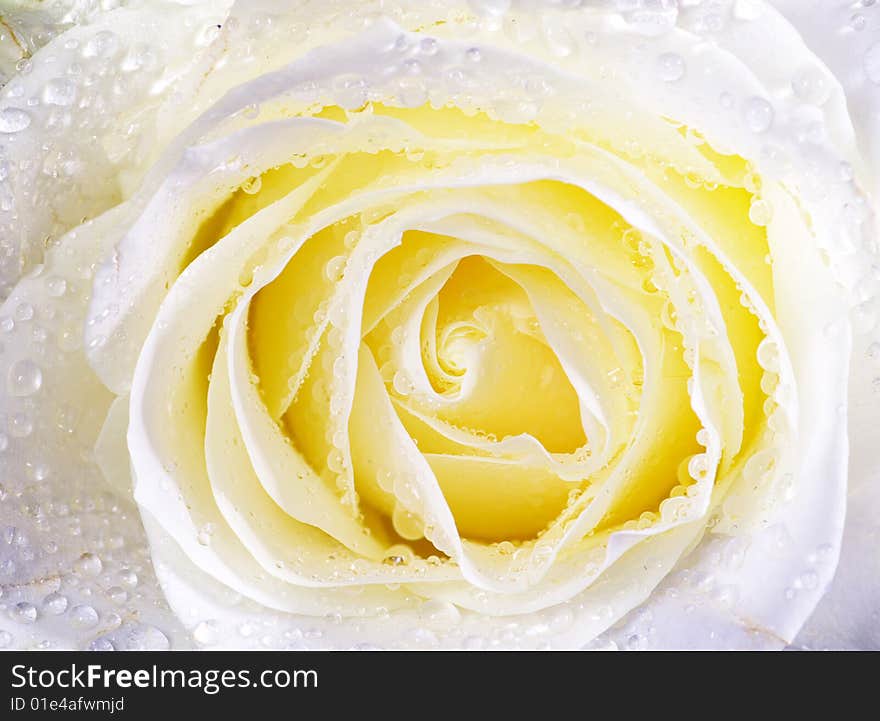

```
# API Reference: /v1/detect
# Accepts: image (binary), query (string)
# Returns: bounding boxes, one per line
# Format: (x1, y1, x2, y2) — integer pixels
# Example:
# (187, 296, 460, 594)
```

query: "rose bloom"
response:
(0, 0, 877, 651)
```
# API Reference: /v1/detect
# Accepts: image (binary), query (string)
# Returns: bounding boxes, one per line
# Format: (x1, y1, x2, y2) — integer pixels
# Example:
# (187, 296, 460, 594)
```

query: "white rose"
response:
(0, 0, 877, 650)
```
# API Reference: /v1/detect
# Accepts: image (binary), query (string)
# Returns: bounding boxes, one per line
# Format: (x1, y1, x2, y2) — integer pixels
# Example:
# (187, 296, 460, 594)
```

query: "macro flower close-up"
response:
(0, 0, 878, 653)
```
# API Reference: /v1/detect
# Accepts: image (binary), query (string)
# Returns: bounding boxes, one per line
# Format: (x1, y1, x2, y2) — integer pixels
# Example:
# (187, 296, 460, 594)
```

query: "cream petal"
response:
(0, 212, 186, 650)
(94, 394, 133, 501)
(226, 294, 385, 558)
(86, 118, 346, 393)
(0, 0, 232, 292)
(207, 323, 456, 589)
(144, 501, 704, 648)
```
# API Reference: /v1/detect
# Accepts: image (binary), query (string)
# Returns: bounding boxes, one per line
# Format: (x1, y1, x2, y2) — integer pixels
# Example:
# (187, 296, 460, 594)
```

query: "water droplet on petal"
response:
(241, 176, 262, 195)
(9, 413, 33, 438)
(743, 97, 774, 133)
(7, 359, 42, 397)
(392, 505, 424, 540)
(0, 108, 31, 133)
(748, 198, 773, 226)
(74, 552, 103, 577)
(656, 52, 685, 82)
(324, 255, 346, 282)
(107, 586, 128, 604)
(193, 620, 218, 646)
(197, 524, 215, 546)
(791, 67, 830, 105)
(118, 624, 170, 650)
(11, 602, 38, 624)
(469, 0, 511, 16)
(43, 592, 68, 615)
(46, 277, 67, 297)
(42, 78, 77, 106)
(15, 303, 34, 322)
(70, 604, 99, 629)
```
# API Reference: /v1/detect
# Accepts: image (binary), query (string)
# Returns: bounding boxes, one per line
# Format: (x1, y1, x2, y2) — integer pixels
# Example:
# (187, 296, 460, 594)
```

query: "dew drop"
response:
(43, 592, 68, 615)
(419, 37, 438, 55)
(469, 0, 511, 16)
(392, 505, 424, 541)
(748, 198, 773, 226)
(687, 454, 709, 479)
(326, 449, 345, 474)
(799, 570, 819, 590)
(335, 77, 367, 110)
(11, 601, 38, 624)
(107, 586, 128, 604)
(656, 52, 685, 82)
(241, 176, 262, 195)
(324, 255, 346, 282)
(74, 552, 103, 577)
(70, 604, 99, 629)
(392, 370, 414, 396)
(9, 413, 33, 438)
(383, 544, 414, 566)
(15, 303, 34, 322)
(619, 0, 679, 36)
(197, 524, 215, 546)
(627, 633, 644, 650)
(757, 338, 780, 371)
(421, 599, 462, 626)
(238, 622, 255, 638)
(82, 30, 119, 59)
(791, 66, 830, 106)
(193, 620, 218, 646)
(46, 276, 67, 297)
(0, 108, 31, 133)
(743, 97, 774, 133)
(42, 78, 77, 106)
(397, 79, 427, 108)
(7, 359, 42, 397)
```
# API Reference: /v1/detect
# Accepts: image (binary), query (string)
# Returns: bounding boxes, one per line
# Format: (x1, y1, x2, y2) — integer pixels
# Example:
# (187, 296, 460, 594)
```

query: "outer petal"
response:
(767, 0, 880, 651)
(0, 0, 234, 651)
(0, 0, 233, 295)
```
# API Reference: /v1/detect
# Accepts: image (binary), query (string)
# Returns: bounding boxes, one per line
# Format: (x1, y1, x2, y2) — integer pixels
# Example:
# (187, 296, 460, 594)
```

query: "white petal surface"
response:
(1, 0, 876, 651)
